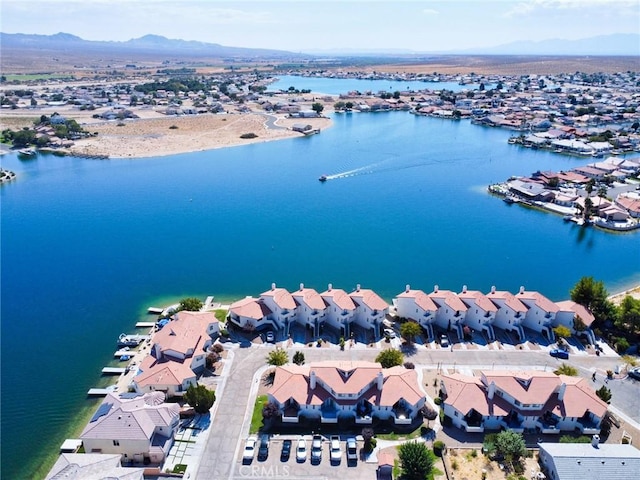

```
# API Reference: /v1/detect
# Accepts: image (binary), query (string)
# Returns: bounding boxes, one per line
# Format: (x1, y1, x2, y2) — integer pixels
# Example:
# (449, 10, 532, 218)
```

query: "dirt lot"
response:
(445, 448, 540, 480)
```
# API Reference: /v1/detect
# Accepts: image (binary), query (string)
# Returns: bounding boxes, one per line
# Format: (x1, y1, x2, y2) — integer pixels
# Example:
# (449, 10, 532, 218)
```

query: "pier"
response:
(136, 321, 156, 327)
(101, 367, 126, 375)
(87, 385, 117, 396)
(147, 307, 164, 314)
(114, 348, 134, 357)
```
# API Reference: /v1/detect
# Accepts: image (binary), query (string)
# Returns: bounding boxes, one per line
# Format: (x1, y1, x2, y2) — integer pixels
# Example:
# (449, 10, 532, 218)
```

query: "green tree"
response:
(262, 401, 280, 425)
(266, 347, 288, 366)
(183, 383, 216, 414)
(311, 102, 324, 114)
(398, 441, 434, 480)
(400, 321, 422, 345)
(495, 430, 526, 464)
(179, 297, 203, 311)
(11, 129, 36, 147)
(616, 295, 640, 331)
(570, 276, 614, 323)
(361, 427, 375, 452)
(334, 101, 346, 111)
(596, 385, 612, 403)
(292, 350, 305, 365)
(345, 101, 354, 110)
(375, 348, 404, 368)
(553, 363, 578, 376)
(553, 325, 572, 344)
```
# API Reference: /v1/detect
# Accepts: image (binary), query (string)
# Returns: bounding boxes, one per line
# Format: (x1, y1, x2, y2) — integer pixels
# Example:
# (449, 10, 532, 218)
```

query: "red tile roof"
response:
(515, 290, 559, 313)
(555, 300, 595, 327)
(260, 287, 297, 310)
(320, 288, 356, 311)
(396, 289, 438, 311)
(350, 288, 389, 311)
(292, 287, 327, 310)
(229, 297, 272, 319)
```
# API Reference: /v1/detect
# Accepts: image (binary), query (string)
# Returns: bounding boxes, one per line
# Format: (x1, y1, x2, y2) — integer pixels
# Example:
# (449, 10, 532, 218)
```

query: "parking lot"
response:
(234, 435, 378, 480)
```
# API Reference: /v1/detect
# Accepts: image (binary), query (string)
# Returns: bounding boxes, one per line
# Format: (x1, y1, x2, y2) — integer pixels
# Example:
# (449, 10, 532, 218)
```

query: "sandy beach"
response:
(67, 112, 332, 159)
(609, 284, 640, 305)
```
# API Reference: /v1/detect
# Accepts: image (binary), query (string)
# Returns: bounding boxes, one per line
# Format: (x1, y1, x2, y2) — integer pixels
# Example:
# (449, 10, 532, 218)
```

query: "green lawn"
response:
(4, 74, 74, 82)
(214, 309, 228, 323)
(250, 395, 268, 434)
(377, 423, 428, 441)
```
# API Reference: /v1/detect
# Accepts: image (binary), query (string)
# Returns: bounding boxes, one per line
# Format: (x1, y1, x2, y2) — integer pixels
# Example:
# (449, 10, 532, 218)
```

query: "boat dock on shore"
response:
(87, 385, 117, 396)
(101, 367, 126, 375)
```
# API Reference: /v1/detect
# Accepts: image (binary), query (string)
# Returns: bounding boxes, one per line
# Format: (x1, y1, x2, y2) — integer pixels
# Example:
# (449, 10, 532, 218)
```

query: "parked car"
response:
(258, 434, 269, 461)
(280, 439, 292, 461)
(346, 437, 358, 463)
(311, 434, 322, 464)
(440, 334, 449, 348)
(383, 328, 396, 339)
(628, 367, 640, 380)
(550, 348, 569, 359)
(243, 436, 257, 463)
(330, 435, 342, 464)
(296, 437, 307, 462)
(265, 331, 275, 343)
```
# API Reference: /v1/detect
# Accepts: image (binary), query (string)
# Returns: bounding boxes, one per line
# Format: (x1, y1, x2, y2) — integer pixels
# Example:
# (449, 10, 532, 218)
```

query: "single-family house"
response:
(441, 370, 607, 435)
(133, 355, 197, 396)
(292, 284, 327, 338)
(514, 287, 559, 341)
(80, 392, 180, 466)
(538, 440, 640, 480)
(268, 361, 426, 426)
(428, 286, 469, 340)
(486, 287, 527, 341)
(46, 453, 145, 480)
(458, 286, 497, 341)
(320, 284, 357, 337)
(394, 286, 438, 341)
(349, 285, 389, 338)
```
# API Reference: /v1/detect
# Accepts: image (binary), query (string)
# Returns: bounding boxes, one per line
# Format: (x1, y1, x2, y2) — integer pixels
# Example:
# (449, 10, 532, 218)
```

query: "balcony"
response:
(392, 402, 413, 425)
(355, 402, 373, 424)
(283, 404, 300, 424)
(578, 418, 601, 435)
(321, 403, 339, 423)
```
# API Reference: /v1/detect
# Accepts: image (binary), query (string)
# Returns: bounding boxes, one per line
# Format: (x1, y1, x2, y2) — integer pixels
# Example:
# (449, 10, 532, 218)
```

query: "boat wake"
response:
(322, 154, 446, 181)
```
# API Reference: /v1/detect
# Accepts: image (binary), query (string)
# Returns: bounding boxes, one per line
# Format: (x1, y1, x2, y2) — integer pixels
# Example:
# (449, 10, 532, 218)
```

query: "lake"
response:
(1, 83, 639, 478)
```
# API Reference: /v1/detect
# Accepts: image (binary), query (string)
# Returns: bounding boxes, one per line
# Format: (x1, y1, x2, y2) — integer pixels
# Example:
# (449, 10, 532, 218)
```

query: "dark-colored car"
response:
(628, 367, 640, 380)
(550, 348, 569, 359)
(280, 439, 292, 461)
(346, 437, 358, 463)
(258, 434, 269, 461)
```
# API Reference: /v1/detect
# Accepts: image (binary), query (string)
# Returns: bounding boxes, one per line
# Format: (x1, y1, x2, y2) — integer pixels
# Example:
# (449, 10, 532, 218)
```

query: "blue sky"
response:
(2, 0, 638, 52)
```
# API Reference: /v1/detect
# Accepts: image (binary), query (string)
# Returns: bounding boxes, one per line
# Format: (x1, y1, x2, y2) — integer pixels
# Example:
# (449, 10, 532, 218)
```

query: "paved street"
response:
(192, 342, 640, 479)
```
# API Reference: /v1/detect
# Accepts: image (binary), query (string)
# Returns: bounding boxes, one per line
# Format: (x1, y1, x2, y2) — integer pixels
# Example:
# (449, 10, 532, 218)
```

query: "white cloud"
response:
(504, 0, 638, 17)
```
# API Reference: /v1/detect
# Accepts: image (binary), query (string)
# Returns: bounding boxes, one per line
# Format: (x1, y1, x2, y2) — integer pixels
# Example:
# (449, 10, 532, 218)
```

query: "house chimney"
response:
(519, 286, 525, 294)
(434, 285, 439, 293)
(328, 283, 332, 292)
(488, 381, 496, 400)
(271, 282, 276, 291)
(462, 285, 468, 294)
(300, 283, 304, 291)
(356, 284, 361, 292)
(591, 434, 600, 448)
(406, 284, 410, 293)
(558, 382, 566, 401)
(491, 285, 496, 294)
(310, 370, 316, 389)
(377, 371, 384, 390)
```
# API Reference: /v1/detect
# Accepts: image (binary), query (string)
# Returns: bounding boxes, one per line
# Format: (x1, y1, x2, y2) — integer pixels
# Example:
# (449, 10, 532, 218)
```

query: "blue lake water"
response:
(269, 74, 477, 95)
(2, 101, 640, 478)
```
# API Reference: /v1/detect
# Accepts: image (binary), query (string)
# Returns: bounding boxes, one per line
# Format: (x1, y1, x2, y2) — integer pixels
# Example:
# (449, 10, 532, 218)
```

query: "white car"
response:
(330, 435, 342, 464)
(440, 334, 449, 348)
(383, 328, 396, 339)
(242, 436, 257, 462)
(296, 437, 307, 462)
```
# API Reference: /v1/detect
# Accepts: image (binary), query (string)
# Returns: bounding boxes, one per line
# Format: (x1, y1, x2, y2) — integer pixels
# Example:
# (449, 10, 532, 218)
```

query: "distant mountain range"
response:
(0, 32, 305, 60)
(2, 32, 638, 58)
(308, 34, 640, 57)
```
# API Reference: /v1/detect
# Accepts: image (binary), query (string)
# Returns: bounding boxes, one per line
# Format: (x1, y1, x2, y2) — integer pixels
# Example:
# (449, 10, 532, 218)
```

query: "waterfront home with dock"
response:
(441, 370, 607, 434)
(457, 286, 497, 342)
(80, 391, 180, 466)
(349, 284, 389, 338)
(268, 361, 426, 426)
(515, 287, 559, 342)
(428, 286, 469, 341)
(132, 311, 219, 397)
(486, 287, 528, 342)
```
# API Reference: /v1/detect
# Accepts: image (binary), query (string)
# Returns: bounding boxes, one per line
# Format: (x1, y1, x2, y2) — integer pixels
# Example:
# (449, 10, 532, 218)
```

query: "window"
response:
(113, 440, 120, 446)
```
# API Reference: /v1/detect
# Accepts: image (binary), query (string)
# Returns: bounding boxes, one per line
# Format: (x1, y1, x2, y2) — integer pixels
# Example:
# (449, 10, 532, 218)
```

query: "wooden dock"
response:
(87, 385, 117, 396)
(101, 367, 126, 375)
(136, 321, 156, 328)
(114, 349, 134, 357)
(147, 307, 164, 314)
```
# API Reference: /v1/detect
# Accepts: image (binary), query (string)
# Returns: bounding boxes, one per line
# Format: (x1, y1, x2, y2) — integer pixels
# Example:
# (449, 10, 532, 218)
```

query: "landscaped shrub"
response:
(240, 132, 258, 139)
(434, 397, 442, 405)
(433, 440, 445, 456)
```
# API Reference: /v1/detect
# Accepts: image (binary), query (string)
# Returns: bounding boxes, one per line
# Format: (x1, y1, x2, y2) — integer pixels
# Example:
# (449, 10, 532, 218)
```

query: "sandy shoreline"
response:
(609, 284, 640, 305)
(66, 113, 332, 159)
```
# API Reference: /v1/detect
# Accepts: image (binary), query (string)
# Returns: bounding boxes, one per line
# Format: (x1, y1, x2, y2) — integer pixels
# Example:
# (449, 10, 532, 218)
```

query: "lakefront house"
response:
(80, 391, 180, 466)
(320, 284, 357, 337)
(394, 286, 438, 341)
(268, 361, 426, 426)
(440, 370, 607, 434)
